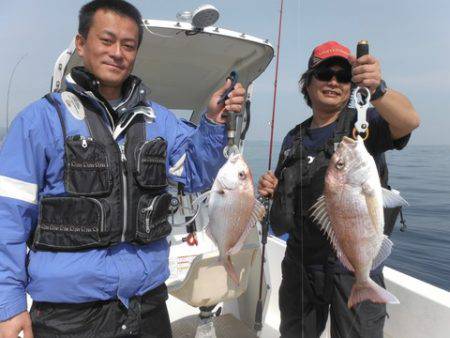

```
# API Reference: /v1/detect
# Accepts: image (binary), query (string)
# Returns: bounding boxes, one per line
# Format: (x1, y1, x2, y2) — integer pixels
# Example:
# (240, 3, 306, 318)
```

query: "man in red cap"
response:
(258, 41, 420, 337)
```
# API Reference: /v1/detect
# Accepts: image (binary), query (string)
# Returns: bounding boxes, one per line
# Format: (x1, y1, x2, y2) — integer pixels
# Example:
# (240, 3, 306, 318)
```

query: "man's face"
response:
(76, 9, 139, 90)
(307, 62, 352, 113)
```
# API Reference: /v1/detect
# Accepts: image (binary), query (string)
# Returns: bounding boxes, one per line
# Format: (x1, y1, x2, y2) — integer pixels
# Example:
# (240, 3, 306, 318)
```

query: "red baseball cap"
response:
(308, 41, 351, 70)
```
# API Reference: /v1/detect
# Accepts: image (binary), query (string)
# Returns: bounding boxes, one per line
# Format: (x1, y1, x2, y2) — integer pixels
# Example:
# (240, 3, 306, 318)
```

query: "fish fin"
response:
(372, 235, 393, 270)
(311, 196, 355, 272)
(251, 198, 266, 225)
(310, 195, 328, 226)
(382, 188, 409, 208)
(329, 231, 355, 272)
(226, 224, 253, 256)
(226, 199, 265, 256)
(348, 278, 399, 308)
(205, 223, 212, 238)
(335, 245, 355, 272)
(364, 192, 383, 233)
(205, 223, 218, 247)
(224, 256, 240, 286)
(310, 196, 333, 239)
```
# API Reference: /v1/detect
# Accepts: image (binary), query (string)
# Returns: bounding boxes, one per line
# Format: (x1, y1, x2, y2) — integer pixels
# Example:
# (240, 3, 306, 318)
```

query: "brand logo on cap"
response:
(316, 47, 349, 58)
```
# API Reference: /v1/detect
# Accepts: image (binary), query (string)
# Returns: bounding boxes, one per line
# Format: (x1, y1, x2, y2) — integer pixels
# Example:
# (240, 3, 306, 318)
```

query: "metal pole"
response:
(6, 54, 27, 131)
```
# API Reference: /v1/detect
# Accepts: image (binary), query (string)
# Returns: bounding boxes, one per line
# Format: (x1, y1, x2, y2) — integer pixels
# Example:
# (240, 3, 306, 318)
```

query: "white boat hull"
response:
(167, 234, 450, 337)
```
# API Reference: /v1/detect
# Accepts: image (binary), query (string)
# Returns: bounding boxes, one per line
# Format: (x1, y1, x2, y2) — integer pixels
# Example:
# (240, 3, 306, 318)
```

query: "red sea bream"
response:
(311, 135, 407, 308)
(206, 153, 265, 285)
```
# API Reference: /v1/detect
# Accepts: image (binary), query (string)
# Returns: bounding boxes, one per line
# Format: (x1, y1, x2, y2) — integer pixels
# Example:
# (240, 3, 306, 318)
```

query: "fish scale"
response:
(311, 135, 408, 308)
(206, 153, 265, 285)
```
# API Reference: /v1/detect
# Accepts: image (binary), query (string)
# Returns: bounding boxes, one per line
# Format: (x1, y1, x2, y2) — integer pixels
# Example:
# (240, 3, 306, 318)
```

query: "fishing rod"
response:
(254, 0, 285, 332)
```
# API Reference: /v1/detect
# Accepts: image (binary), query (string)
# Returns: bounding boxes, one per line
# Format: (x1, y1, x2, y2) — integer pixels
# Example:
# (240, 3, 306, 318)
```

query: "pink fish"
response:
(311, 136, 407, 308)
(206, 153, 265, 285)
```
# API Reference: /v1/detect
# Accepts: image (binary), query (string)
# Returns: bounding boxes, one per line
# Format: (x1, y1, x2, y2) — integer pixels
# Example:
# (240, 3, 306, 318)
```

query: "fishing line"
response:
(254, 0, 285, 333)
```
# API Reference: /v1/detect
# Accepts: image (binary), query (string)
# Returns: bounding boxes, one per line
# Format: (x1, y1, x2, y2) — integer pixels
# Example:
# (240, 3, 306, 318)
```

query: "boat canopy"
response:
(53, 20, 274, 117)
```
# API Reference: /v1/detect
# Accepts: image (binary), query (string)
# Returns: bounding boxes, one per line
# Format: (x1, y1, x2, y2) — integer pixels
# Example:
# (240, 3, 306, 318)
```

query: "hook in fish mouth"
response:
(229, 152, 241, 163)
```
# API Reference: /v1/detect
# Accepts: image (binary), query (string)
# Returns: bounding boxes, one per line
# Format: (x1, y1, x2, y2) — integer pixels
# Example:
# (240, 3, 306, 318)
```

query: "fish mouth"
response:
(338, 136, 359, 150)
(342, 136, 356, 144)
(229, 153, 241, 164)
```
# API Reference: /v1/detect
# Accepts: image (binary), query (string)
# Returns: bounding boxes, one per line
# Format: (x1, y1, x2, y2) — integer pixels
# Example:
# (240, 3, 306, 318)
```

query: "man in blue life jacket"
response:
(0, 1, 247, 337)
(258, 41, 420, 338)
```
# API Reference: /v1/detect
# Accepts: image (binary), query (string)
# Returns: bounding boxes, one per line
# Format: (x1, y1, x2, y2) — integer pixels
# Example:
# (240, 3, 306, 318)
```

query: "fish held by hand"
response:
(206, 153, 265, 285)
(311, 136, 407, 308)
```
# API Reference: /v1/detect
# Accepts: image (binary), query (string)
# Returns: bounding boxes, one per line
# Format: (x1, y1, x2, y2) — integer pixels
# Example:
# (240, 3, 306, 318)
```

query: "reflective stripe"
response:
(169, 154, 186, 177)
(0, 175, 38, 204)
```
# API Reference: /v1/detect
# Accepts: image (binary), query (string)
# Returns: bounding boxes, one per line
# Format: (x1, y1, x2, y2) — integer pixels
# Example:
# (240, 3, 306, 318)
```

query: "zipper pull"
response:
(142, 197, 157, 233)
(119, 144, 128, 172)
(82, 139, 88, 148)
(145, 215, 151, 233)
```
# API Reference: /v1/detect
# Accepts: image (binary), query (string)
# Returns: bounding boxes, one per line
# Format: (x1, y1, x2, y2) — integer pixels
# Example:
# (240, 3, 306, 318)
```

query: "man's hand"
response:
(206, 79, 246, 124)
(258, 171, 278, 199)
(0, 311, 33, 338)
(349, 54, 382, 94)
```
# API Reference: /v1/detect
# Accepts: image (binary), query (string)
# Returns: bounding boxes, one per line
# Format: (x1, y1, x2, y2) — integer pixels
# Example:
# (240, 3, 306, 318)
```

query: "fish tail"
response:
(224, 256, 240, 286)
(347, 278, 399, 308)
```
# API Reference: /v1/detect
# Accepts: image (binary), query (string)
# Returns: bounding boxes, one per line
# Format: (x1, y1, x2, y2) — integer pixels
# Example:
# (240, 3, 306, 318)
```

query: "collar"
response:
(65, 67, 151, 121)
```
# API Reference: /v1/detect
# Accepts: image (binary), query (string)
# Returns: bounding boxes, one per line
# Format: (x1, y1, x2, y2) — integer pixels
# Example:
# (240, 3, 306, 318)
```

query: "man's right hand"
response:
(0, 311, 33, 338)
(257, 171, 278, 199)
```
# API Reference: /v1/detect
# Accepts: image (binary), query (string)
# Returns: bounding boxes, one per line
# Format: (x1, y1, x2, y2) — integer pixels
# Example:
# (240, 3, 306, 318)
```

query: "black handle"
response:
(217, 70, 238, 105)
(357, 40, 369, 58)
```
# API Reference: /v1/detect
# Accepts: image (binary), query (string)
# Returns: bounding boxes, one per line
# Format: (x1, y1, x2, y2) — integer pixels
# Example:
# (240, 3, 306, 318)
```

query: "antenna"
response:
(6, 53, 27, 131)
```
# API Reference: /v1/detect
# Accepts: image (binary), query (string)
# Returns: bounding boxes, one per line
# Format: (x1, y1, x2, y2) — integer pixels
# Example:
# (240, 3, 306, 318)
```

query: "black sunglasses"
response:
(313, 68, 352, 83)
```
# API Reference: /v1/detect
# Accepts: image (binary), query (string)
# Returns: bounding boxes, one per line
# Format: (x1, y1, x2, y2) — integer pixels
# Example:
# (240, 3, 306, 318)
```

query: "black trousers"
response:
(30, 284, 172, 338)
(279, 257, 387, 338)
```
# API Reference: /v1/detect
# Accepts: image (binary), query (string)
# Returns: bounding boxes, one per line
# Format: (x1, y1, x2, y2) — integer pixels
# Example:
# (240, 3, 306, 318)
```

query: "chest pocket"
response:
(133, 137, 168, 189)
(65, 136, 112, 196)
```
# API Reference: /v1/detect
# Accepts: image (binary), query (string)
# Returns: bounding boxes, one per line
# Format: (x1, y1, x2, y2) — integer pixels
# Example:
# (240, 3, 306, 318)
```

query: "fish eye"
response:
(335, 160, 345, 170)
(238, 171, 246, 180)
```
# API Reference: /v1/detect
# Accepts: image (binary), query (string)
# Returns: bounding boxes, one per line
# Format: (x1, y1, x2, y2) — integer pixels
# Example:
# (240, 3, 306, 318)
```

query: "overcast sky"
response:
(1, 0, 449, 145)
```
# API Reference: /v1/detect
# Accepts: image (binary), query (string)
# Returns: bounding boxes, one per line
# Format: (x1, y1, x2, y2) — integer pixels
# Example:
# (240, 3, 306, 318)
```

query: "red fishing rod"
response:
(254, 0, 284, 331)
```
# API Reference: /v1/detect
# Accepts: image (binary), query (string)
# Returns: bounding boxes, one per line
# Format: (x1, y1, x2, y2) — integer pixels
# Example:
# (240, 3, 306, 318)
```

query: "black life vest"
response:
(31, 72, 172, 252)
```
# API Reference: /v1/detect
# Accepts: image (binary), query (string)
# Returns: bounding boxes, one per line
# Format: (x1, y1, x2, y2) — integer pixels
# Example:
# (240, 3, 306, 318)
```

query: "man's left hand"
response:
(349, 54, 382, 94)
(206, 79, 246, 124)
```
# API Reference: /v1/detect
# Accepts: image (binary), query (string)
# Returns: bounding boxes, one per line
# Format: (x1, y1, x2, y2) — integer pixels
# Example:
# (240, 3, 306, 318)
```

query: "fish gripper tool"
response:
(219, 71, 241, 158)
(353, 40, 371, 140)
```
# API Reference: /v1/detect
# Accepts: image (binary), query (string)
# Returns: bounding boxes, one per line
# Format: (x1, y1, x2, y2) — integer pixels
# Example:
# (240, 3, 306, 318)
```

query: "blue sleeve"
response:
(0, 102, 50, 321)
(163, 109, 227, 193)
(365, 108, 411, 155)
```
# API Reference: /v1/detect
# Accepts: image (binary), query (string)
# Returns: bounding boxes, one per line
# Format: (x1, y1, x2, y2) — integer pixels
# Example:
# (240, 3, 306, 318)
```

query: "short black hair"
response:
(79, 0, 144, 47)
(299, 58, 352, 107)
